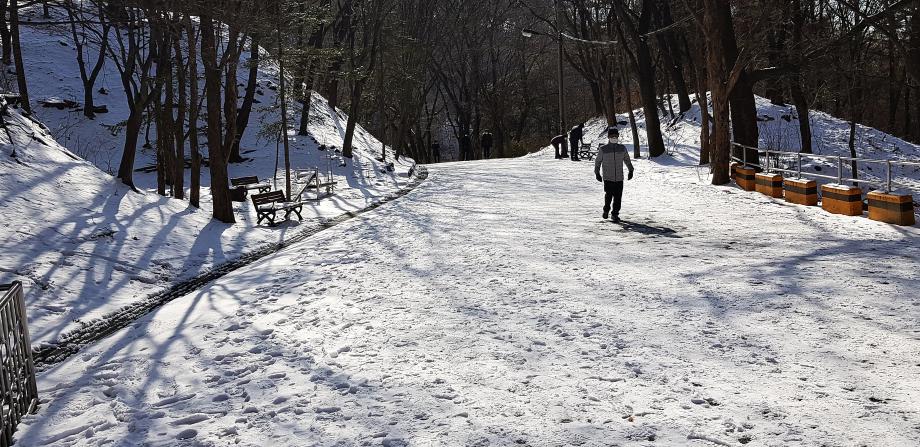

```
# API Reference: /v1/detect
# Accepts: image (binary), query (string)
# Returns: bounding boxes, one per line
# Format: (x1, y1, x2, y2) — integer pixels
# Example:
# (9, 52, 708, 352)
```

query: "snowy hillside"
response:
(10, 8, 411, 203)
(0, 94, 413, 347)
(0, 10, 417, 346)
(538, 94, 920, 195)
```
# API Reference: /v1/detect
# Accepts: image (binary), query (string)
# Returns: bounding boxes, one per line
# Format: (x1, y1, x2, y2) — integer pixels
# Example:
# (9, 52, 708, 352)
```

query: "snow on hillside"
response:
(0, 9, 416, 345)
(537, 94, 920, 195)
(11, 7, 412, 204)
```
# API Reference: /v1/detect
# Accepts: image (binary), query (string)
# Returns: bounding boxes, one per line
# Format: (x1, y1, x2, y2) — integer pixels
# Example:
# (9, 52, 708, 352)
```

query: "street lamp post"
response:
(522, 1, 566, 138)
(523, 16, 627, 156)
(523, 4, 620, 139)
(554, 0, 565, 136)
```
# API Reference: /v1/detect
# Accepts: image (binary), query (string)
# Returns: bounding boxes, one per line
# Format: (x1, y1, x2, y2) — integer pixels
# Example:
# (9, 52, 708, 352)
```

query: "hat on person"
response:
(607, 126, 619, 136)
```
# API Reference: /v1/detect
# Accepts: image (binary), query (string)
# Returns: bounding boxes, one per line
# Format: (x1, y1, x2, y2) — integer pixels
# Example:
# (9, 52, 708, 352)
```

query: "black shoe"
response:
(602, 211, 609, 219)
(612, 215, 620, 223)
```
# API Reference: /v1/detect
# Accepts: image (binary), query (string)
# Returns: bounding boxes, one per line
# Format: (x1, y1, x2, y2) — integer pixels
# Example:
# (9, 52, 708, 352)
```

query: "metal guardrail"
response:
(731, 143, 920, 194)
(0, 282, 38, 446)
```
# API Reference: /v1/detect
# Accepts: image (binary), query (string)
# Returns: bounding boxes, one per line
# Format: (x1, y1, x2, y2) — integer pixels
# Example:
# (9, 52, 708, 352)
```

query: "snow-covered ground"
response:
(0, 9, 415, 346)
(17, 151, 920, 445)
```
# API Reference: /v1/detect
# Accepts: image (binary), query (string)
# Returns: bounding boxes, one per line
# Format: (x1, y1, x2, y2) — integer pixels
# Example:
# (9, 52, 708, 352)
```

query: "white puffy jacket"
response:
(594, 143, 634, 182)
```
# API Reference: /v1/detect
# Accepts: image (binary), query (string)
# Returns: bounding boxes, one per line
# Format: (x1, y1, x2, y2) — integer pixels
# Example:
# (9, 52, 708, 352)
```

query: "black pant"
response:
(570, 139, 580, 160)
(603, 180, 624, 217)
(483, 146, 491, 159)
(553, 141, 566, 159)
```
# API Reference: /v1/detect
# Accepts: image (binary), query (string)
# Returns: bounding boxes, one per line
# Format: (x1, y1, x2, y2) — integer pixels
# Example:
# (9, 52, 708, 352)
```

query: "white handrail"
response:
(731, 143, 920, 194)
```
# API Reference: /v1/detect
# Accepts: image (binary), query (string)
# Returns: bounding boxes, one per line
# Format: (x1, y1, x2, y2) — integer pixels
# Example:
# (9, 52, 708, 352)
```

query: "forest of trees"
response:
(2, 0, 918, 222)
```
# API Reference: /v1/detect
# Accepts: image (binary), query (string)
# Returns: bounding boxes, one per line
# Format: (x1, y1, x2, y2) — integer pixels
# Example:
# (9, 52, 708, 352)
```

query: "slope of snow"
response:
(0, 8, 415, 345)
(11, 7, 410, 200)
(536, 94, 920, 194)
(16, 156, 920, 446)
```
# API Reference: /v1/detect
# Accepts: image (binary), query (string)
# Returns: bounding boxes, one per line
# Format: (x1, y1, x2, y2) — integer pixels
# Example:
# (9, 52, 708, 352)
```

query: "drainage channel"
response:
(33, 167, 428, 370)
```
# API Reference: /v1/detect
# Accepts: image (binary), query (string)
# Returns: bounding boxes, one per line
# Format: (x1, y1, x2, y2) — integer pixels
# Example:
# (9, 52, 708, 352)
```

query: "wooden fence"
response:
(0, 282, 37, 447)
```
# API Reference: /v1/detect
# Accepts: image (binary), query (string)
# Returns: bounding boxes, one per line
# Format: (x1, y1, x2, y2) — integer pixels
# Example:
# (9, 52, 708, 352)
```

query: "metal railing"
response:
(0, 282, 38, 447)
(731, 143, 920, 194)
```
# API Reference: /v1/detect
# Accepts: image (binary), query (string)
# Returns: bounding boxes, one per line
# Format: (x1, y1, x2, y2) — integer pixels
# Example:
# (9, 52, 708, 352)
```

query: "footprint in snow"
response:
(175, 428, 197, 440)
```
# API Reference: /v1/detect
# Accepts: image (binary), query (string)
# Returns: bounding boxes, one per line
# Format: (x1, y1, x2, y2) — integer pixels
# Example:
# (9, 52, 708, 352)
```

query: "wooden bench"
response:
(578, 144, 596, 161)
(231, 176, 272, 194)
(251, 191, 306, 225)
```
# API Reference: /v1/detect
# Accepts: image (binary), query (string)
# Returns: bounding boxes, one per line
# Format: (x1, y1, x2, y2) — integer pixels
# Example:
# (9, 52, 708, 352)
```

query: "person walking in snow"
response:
(551, 134, 568, 159)
(480, 130, 493, 159)
(459, 132, 472, 161)
(569, 123, 584, 161)
(595, 127, 634, 223)
(431, 141, 441, 163)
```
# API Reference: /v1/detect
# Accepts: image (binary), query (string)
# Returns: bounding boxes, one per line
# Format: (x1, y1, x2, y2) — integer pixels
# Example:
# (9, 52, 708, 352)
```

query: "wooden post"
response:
(868, 191, 915, 226)
(821, 184, 863, 216)
(755, 173, 783, 198)
(784, 178, 818, 206)
(734, 165, 757, 191)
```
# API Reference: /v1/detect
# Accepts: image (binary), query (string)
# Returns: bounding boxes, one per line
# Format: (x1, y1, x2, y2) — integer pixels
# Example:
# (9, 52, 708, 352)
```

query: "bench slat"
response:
(252, 191, 286, 206)
(231, 176, 260, 186)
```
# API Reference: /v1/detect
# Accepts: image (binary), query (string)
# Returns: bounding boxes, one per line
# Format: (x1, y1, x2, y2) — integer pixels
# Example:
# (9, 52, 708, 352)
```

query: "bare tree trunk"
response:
(225, 29, 244, 164)
(621, 66, 641, 159)
(66, 1, 109, 118)
(702, 0, 735, 185)
(654, 0, 691, 113)
(694, 70, 711, 164)
(586, 80, 601, 116)
(788, 0, 812, 154)
(612, 0, 666, 157)
(155, 30, 175, 197)
(201, 15, 235, 223)
(0, 0, 11, 65)
(697, 91, 711, 165)
(325, 1, 353, 110)
(888, 58, 902, 132)
(713, 0, 759, 165)
(173, 29, 187, 201)
(10, 0, 30, 114)
(297, 11, 326, 136)
(233, 35, 260, 161)
(278, 25, 292, 198)
(155, 78, 167, 196)
(904, 85, 912, 138)
(342, 79, 365, 159)
(848, 81, 862, 180)
(635, 43, 665, 157)
(790, 80, 812, 153)
(187, 19, 201, 208)
(118, 110, 143, 188)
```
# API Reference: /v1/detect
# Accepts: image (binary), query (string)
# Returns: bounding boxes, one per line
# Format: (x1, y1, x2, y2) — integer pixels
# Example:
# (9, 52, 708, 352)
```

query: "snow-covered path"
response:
(19, 154, 920, 446)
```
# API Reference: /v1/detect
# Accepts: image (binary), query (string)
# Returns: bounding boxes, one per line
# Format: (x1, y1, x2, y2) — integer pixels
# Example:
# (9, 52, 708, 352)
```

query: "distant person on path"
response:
(481, 130, 493, 159)
(569, 123, 584, 161)
(595, 127, 634, 223)
(459, 132, 472, 161)
(431, 141, 441, 163)
(551, 134, 568, 160)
